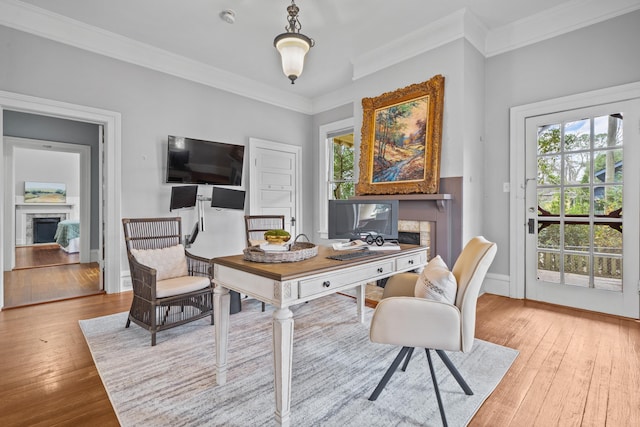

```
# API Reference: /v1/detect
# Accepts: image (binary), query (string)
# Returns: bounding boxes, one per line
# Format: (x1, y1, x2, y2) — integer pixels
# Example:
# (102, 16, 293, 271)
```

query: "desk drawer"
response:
(299, 260, 395, 298)
(396, 251, 427, 271)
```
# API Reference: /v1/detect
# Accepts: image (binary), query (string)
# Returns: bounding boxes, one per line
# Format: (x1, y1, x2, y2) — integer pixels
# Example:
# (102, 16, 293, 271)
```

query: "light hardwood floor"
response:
(4, 245, 102, 308)
(0, 291, 638, 426)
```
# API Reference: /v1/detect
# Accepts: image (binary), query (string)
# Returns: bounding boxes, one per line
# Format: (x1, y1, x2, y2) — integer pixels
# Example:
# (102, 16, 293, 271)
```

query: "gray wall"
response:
(484, 10, 640, 275)
(0, 25, 312, 265)
(4, 110, 100, 248)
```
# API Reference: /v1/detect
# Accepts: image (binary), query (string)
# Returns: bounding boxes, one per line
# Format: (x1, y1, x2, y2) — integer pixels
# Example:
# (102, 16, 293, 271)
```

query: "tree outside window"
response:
(330, 133, 355, 200)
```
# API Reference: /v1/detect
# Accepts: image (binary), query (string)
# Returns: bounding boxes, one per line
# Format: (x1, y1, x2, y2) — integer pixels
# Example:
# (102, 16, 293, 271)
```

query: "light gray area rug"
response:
(80, 294, 517, 426)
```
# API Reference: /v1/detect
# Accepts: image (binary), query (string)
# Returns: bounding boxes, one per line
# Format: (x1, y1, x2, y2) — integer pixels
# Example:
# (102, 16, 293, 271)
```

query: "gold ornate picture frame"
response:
(356, 74, 445, 195)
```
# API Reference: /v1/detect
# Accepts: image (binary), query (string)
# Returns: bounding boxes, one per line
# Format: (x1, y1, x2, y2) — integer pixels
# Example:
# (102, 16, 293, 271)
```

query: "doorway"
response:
(510, 82, 640, 319)
(248, 138, 301, 237)
(0, 90, 122, 309)
(524, 100, 640, 318)
(3, 136, 100, 307)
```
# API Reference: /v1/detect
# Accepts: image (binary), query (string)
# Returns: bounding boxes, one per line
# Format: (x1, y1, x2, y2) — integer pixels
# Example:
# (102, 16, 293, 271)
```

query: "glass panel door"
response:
(525, 100, 639, 318)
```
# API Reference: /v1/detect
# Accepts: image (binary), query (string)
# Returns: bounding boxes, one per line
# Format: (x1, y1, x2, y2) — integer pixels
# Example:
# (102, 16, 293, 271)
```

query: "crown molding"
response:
(352, 9, 488, 81)
(311, 85, 355, 115)
(0, 0, 313, 114)
(485, 0, 640, 57)
(1, 0, 639, 115)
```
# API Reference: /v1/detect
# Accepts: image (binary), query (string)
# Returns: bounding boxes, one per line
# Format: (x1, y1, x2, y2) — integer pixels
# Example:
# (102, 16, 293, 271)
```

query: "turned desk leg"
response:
(214, 286, 230, 385)
(272, 307, 294, 427)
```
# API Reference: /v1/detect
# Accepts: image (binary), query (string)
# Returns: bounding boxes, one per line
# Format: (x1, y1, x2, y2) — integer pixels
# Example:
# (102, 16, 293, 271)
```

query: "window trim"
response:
(318, 118, 354, 238)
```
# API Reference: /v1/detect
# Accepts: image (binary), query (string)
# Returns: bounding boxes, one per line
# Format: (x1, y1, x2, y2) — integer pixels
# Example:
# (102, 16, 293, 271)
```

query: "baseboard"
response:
(482, 272, 511, 297)
(121, 271, 132, 292)
(90, 249, 101, 263)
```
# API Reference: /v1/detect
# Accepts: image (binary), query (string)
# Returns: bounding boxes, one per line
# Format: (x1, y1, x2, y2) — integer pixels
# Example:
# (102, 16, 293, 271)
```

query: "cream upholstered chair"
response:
(123, 217, 222, 346)
(368, 236, 497, 426)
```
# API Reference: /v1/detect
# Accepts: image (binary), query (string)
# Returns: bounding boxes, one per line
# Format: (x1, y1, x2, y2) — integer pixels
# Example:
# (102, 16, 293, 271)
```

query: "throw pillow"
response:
(130, 244, 188, 281)
(414, 255, 457, 304)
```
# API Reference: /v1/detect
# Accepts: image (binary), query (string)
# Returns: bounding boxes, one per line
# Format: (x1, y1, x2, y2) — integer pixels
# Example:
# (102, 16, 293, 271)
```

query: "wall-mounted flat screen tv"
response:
(169, 185, 198, 211)
(166, 135, 244, 185)
(328, 199, 399, 241)
(211, 187, 246, 210)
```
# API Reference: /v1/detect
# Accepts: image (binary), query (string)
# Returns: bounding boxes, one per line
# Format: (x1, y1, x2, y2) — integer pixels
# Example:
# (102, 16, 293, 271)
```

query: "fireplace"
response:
(33, 217, 61, 243)
(353, 176, 462, 268)
(398, 220, 432, 260)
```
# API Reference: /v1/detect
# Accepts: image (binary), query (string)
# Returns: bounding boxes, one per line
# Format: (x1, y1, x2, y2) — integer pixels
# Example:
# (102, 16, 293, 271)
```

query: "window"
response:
(318, 118, 354, 238)
(330, 132, 355, 200)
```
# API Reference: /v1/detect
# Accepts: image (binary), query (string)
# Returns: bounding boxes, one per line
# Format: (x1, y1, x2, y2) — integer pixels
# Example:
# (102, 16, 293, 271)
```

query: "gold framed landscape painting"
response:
(356, 74, 445, 195)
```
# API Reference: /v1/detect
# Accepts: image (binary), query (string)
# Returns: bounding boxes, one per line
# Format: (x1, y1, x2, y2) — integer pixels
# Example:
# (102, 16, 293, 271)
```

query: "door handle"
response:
(528, 218, 535, 234)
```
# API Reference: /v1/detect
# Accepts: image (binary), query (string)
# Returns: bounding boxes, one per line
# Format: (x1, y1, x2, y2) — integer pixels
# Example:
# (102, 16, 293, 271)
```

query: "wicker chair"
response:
(122, 217, 215, 346)
(244, 215, 286, 246)
(244, 215, 286, 312)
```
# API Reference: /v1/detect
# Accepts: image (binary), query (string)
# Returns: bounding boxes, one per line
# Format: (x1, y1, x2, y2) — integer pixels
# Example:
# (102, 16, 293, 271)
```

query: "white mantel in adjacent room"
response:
(15, 198, 77, 246)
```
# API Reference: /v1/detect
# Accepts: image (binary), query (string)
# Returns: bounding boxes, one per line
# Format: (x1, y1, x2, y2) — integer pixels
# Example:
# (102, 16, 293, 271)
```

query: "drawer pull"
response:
(409, 260, 414, 265)
(322, 281, 331, 288)
(377, 267, 383, 273)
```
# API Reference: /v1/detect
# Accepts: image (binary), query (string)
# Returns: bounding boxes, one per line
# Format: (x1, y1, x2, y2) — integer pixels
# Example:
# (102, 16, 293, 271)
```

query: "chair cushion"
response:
(130, 244, 188, 281)
(156, 275, 211, 298)
(414, 255, 457, 304)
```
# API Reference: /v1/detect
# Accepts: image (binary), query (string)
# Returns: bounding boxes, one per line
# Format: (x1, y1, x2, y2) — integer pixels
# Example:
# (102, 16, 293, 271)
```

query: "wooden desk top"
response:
(213, 244, 425, 282)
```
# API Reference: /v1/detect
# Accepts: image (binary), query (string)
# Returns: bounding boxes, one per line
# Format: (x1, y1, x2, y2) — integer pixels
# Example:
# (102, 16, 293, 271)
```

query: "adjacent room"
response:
(1, 1, 639, 426)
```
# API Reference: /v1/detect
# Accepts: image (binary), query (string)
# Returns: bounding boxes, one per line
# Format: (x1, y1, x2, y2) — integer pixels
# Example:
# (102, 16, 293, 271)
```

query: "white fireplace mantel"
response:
(16, 203, 75, 209)
(15, 203, 75, 246)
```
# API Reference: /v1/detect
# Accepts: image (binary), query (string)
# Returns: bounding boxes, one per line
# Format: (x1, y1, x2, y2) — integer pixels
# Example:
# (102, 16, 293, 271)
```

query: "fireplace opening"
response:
(398, 231, 420, 245)
(33, 217, 60, 244)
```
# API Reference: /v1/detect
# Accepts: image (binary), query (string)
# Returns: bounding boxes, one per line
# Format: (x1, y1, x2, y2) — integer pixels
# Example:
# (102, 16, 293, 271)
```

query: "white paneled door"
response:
(524, 100, 640, 318)
(248, 138, 301, 238)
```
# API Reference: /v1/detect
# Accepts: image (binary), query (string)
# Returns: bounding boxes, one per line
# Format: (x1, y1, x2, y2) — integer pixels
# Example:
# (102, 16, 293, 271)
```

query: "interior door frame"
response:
(3, 137, 92, 267)
(509, 81, 640, 301)
(0, 90, 122, 309)
(248, 137, 301, 237)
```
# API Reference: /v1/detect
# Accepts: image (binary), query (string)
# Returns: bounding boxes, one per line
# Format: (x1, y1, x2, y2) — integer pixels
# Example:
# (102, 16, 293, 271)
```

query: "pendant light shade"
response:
(274, 1, 314, 84)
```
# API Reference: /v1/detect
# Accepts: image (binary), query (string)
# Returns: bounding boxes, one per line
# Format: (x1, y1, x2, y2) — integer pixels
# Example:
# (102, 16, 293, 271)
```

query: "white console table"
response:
(213, 244, 427, 426)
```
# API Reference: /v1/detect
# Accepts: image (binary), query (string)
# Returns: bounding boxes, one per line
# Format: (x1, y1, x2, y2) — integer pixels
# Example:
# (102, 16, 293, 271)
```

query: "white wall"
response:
(351, 39, 481, 253)
(3, 9, 640, 281)
(461, 41, 486, 244)
(353, 39, 466, 181)
(14, 148, 79, 198)
(0, 25, 312, 270)
(484, 10, 640, 275)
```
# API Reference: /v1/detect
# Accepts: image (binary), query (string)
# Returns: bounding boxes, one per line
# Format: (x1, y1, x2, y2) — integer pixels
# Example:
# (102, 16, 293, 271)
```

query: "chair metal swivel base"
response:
(368, 346, 473, 427)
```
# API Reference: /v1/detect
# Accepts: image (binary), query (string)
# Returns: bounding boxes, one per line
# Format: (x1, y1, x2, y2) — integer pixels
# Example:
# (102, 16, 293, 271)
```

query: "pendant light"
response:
(273, 1, 314, 84)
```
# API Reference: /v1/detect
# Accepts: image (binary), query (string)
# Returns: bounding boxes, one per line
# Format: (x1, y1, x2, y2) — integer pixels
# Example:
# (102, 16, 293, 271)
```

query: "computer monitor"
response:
(169, 185, 198, 211)
(328, 199, 399, 241)
(211, 187, 245, 210)
(186, 220, 199, 246)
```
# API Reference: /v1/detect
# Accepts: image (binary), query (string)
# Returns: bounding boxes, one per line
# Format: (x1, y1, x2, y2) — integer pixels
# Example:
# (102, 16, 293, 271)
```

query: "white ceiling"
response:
(3, 0, 640, 113)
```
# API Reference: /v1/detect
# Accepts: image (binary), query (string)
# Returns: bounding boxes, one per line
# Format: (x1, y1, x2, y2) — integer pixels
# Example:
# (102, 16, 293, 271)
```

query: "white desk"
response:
(212, 244, 427, 426)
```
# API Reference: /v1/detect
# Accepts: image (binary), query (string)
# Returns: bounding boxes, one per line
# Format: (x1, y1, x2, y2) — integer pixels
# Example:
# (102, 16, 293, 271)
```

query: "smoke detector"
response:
(220, 9, 236, 24)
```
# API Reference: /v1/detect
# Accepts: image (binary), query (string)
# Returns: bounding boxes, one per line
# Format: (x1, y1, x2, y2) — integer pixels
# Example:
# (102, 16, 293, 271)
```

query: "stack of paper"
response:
(332, 240, 368, 251)
(260, 242, 290, 252)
